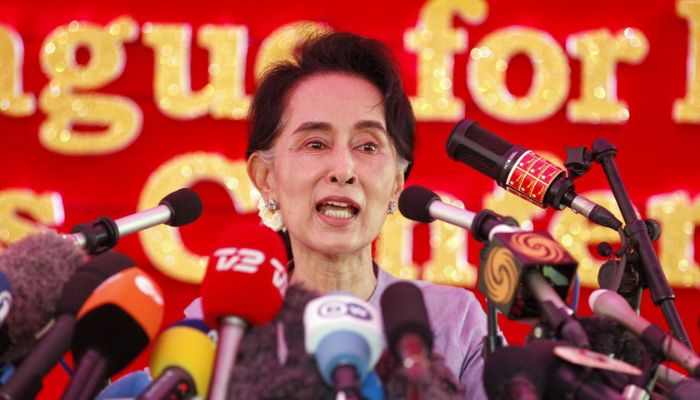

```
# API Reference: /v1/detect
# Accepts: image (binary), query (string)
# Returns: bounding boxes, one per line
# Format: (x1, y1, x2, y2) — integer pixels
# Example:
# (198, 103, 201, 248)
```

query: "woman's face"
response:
(257, 73, 404, 258)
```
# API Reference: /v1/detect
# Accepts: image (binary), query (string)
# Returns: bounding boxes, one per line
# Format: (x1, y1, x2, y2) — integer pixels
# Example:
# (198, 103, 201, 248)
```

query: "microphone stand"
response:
(483, 301, 504, 357)
(589, 138, 692, 350)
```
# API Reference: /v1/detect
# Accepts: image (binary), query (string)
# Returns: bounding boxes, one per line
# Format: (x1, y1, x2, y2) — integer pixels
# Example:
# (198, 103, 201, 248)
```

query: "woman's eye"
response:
(305, 140, 326, 150)
(358, 143, 378, 152)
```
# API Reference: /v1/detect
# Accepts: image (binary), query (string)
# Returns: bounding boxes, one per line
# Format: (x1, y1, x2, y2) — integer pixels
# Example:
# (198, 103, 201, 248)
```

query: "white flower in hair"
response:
(257, 197, 286, 232)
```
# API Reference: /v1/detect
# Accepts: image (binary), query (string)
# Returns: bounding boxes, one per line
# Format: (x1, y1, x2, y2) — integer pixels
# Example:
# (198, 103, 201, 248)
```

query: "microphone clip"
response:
(71, 216, 120, 255)
(564, 146, 593, 180)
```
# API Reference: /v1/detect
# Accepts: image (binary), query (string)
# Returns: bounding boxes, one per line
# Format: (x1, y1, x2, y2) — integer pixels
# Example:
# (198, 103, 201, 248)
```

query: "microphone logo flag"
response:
(0, 290, 11, 323)
(211, 247, 287, 297)
(213, 247, 265, 273)
(317, 299, 373, 321)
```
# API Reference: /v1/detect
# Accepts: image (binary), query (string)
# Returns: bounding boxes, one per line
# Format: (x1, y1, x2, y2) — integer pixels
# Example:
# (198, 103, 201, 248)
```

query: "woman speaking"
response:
(242, 31, 489, 399)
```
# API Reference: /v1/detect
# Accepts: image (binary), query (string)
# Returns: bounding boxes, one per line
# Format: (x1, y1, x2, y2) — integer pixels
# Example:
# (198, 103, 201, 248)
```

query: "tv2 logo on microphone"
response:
(213, 247, 288, 295)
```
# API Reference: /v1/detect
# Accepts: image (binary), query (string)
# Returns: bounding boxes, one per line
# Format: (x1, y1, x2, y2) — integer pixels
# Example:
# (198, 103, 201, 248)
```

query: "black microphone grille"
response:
(398, 186, 440, 223)
(446, 119, 514, 181)
(381, 282, 433, 356)
(159, 188, 203, 227)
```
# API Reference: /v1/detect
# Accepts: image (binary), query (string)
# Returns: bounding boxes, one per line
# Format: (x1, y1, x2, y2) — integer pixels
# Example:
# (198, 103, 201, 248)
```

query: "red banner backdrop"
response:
(1, 0, 699, 396)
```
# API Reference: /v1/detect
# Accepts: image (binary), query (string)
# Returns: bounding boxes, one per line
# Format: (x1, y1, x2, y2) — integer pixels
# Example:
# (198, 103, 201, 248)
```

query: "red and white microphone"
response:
(201, 223, 289, 400)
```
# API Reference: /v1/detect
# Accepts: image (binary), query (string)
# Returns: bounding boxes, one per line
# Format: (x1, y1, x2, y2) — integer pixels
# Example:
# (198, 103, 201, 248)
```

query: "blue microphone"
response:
(304, 293, 385, 399)
(95, 371, 152, 400)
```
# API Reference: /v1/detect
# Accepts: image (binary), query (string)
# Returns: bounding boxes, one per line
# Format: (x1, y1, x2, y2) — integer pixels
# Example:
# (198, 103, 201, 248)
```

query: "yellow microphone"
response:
(140, 319, 216, 399)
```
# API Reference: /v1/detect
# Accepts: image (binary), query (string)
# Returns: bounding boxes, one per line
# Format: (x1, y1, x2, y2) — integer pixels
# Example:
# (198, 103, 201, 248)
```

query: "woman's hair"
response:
(246, 31, 415, 178)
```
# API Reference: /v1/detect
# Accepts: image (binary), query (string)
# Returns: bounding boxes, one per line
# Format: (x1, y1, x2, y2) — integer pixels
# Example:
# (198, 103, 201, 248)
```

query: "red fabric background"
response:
(0, 0, 698, 396)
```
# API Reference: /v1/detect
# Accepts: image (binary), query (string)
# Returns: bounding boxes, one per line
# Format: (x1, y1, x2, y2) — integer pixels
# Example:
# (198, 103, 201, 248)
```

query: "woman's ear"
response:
(391, 166, 405, 200)
(247, 153, 275, 199)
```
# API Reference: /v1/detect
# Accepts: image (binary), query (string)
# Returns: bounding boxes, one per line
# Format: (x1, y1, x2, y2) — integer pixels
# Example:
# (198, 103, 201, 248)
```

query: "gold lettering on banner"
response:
(674, 0, 700, 123)
(647, 192, 700, 287)
(143, 24, 213, 119)
(38, 17, 142, 155)
(139, 153, 257, 283)
(199, 25, 251, 119)
(468, 27, 570, 122)
(0, 190, 64, 248)
(254, 22, 329, 80)
(377, 193, 476, 287)
(405, 0, 488, 120)
(143, 23, 251, 120)
(548, 191, 622, 287)
(567, 28, 648, 123)
(376, 213, 421, 280)
(0, 25, 35, 116)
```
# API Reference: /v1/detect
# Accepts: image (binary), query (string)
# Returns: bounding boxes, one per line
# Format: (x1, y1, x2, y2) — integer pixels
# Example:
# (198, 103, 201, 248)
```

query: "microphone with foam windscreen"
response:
(201, 223, 288, 400)
(138, 319, 216, 400)
(0, 231, 86, 363)
(67, 188, 202, 255)
(61, 267, 165, 400)
(0, 251, 134, 400)
(380, 281, 432, 387)
(304, 293, 385, 399)
(590, 289, 700, 378)
(446, 119, 621, 230)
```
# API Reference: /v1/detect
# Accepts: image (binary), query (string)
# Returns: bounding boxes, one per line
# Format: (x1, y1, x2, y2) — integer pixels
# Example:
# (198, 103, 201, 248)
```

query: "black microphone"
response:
(0, 231, 86, 363)
(446, 119, 621, 230)
(67, 188, 202, 254)
(62, 267, 165, 400)
(381, 282, 433, 385)
(0, 251, 134, 400)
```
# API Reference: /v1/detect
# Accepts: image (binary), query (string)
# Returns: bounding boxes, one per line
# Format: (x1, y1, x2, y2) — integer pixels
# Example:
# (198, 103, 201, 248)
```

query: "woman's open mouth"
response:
(315, 199, 360, 220)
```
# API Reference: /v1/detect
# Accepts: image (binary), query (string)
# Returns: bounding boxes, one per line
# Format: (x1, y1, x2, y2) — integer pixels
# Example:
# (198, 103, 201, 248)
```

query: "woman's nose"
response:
(328, 147, 357, 185)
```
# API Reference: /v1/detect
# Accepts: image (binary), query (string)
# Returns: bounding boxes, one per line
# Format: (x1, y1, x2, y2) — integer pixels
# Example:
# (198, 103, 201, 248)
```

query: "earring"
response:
(266, 198, 279, 211)
(387, 200, 398, 215)
(257, 197, 285, 231)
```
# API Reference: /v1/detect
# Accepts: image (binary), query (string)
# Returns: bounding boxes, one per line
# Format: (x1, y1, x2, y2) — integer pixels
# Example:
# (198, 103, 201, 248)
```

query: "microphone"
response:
(0, 273, 11, 329)
(485, 341, 630, 400)
(400, 186, 588, 347)
(0, 231, 86, 362)
(304, 293, 385, 399)
(399, 185, 520, 242)
(666, 376, 700, 400)
(590, 289, 700, 378)
(0, 251, 134, 400)
(138, 319, 216, 400)
(95, 371, 152, 400)
(483, 345, 546, 400)
(201, 223, 289, 400)
(67, 188, 202, 254)
(446, 119, 621, 230)
(62, 267, 165, 400)
(380, 282, 432, 384)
